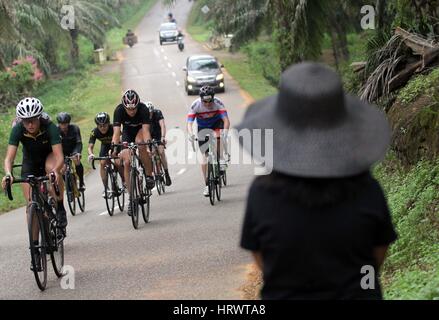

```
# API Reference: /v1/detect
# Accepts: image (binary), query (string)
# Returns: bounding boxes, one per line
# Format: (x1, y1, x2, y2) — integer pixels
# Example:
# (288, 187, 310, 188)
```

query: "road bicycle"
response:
(91, 156, 125, 216)
(64, 156, 85, 216)
(5, 169, 65, 291)
(150, 140, 166, 195)
(192, 133, 228, 206)
(113, 142, 152, 229)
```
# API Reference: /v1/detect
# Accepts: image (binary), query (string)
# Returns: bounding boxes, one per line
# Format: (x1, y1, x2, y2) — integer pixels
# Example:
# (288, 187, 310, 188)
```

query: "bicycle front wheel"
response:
(49, 219, 64, 278)
(28, 204, 48, 291)
(105, 169, 115, 216)
(129, 169, 140, 229)
(65, 172, 76, 216)
(115, 172, 125, 212)
(216, 163, 222, 202)
(77, 190, 85, 213)
(208, 163, 216, 206)
(142, 188, 151, 223)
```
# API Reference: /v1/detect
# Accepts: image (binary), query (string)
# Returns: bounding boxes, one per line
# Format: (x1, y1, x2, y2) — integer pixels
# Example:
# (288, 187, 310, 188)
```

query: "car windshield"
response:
(160, 23, 177, 31)
(189, 59, 219, 71)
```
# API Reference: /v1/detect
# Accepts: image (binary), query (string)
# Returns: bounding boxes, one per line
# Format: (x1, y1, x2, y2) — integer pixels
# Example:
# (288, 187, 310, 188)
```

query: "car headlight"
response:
(216, 74, 224, 81)
(187, 76, 196, 83)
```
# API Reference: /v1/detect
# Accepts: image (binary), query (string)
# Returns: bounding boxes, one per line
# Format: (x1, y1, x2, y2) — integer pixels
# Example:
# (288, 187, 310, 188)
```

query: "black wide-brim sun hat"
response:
(235, 62, 391, 178)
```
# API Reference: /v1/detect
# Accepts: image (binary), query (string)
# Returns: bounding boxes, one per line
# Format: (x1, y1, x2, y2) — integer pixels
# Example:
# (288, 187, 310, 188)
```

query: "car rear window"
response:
(161, 24, 177, 31)
(189, 59, 219, 71)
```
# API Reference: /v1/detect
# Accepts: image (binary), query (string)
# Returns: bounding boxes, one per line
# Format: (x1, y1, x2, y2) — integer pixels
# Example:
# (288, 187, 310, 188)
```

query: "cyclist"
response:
(187, 86, 230, 196)
(111, 90, 155, 215)
(1, 98, 67, 242)
(145, 101, 172, 186)
(168, 12, 177, 24)
(56, 112, 85, 191)
(87, 112, 124, 197)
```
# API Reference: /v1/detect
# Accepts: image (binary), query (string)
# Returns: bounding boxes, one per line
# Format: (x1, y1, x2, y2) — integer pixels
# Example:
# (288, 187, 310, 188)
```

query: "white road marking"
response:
(176, 81, 180, 86)
(99, 211, 108, 216)
(167, 62, 172, 68)
(164, 56, 168, 60)
(177, 168, 187, 175)
(161, 48, 164, 53)
(153, 48, 160, 57)
(171, 72, 176, 78)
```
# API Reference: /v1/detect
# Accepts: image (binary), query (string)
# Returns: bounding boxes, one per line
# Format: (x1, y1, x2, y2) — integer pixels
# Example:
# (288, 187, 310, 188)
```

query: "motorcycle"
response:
(123, 34, 138, 48)
(177, 35, 184, 52)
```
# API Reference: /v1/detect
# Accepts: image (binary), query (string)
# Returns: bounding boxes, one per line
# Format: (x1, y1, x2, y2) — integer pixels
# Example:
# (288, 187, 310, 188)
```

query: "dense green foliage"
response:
(374, 158, 439, 299)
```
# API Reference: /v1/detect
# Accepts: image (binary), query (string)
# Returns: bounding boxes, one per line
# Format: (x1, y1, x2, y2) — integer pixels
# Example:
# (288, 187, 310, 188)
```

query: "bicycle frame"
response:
(64, 157, 80, 198)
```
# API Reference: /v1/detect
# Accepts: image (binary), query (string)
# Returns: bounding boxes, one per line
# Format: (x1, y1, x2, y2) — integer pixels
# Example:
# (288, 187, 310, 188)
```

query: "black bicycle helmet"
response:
(95, 112, 110, 125)
(199, 86, 215, 101)
(122, 89, 140, 109)
(56, 112, 71, 124)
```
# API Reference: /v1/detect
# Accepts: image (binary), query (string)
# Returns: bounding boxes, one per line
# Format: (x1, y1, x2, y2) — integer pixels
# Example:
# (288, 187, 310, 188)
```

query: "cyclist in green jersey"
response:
(2, 97, 67, 228)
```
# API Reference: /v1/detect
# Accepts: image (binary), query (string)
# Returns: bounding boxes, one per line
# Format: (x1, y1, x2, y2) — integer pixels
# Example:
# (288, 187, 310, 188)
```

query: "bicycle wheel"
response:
(105, 168, 115, 216)
(208, 163, 216, 206)
(222, 169, 227, 186)
(160, 163, 166, 194)
(65, 172, 76, 216)
(129, 169, 140, 229)
(49, 218, 64, 278)
(115, 172, 125, 212)
(215, 162, 222, 201)
(76, 175, 85, 213)
(138, 172, 149, 223)
(142, 188, 151, 223)
(28, 204, 47, 291)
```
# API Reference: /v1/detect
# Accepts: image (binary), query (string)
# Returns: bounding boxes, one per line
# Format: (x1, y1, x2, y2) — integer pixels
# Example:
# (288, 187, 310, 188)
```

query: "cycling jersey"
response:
(113, 103, 151, 143)
(8, 118, 61, 178)
(58, 124, 83, 156)
(89, 125, 114, 146)
(113, 103, 150, 128)
(150, 109, 164, 140)
(89, 125, 116, 157)
(187, 97, 228, 129)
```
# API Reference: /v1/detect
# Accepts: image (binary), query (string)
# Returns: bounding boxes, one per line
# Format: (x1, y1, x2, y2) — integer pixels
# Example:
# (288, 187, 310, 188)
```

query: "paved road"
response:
(0, 0, 257, 299)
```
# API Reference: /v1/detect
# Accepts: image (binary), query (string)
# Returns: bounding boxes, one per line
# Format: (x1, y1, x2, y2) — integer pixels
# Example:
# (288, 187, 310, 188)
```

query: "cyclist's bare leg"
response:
(120, 149, 131, 188)
(136, 131, 152, 176)
(21, 184, 39, 241)
(100, 159, 107, 187)
(73, 156, 85, 187)
(158, 145, 168, 170)
(45, 153, 64, 201)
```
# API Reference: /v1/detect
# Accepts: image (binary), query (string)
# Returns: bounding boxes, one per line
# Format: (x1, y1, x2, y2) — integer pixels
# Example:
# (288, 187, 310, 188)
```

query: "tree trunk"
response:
(272, 0, 296, 71)
(376, 0, 386, 31)
(69, 29, 79, 67)
(0, 55, 6, 71)
(43, 36, 58, 72)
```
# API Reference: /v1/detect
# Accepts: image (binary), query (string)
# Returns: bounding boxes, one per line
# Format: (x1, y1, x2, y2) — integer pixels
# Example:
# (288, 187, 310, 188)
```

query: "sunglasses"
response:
(23, 117, 40, 125)
(202, 96, 213, 103)
(124, 104, 137, 110)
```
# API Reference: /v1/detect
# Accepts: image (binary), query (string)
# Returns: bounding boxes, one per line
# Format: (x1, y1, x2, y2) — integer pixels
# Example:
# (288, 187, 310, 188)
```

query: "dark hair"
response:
(253, 170, 373, 208)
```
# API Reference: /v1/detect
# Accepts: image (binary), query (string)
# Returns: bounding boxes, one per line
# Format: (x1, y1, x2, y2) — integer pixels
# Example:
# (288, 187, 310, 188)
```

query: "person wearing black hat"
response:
(237, 62, 397, 300)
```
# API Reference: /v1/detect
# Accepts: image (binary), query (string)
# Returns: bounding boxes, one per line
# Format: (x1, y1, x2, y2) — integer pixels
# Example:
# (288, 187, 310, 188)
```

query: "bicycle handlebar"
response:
(5, 172, 59, 201)
(91, 156, 120, 170)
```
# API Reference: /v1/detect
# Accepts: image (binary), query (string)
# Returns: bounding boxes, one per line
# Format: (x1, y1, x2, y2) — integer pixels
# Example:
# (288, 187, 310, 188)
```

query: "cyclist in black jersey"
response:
(88, 112, 124, 194)
(112, 90, 155, 215)
(145, 101, 172, 186)
(56, 112, 85, 191)
(2, 98, 68, 230)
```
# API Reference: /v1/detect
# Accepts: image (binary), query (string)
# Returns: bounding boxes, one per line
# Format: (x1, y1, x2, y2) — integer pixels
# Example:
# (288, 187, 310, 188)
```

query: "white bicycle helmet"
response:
(16, 97, 44, 119)
(145, 101, 155, 113)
